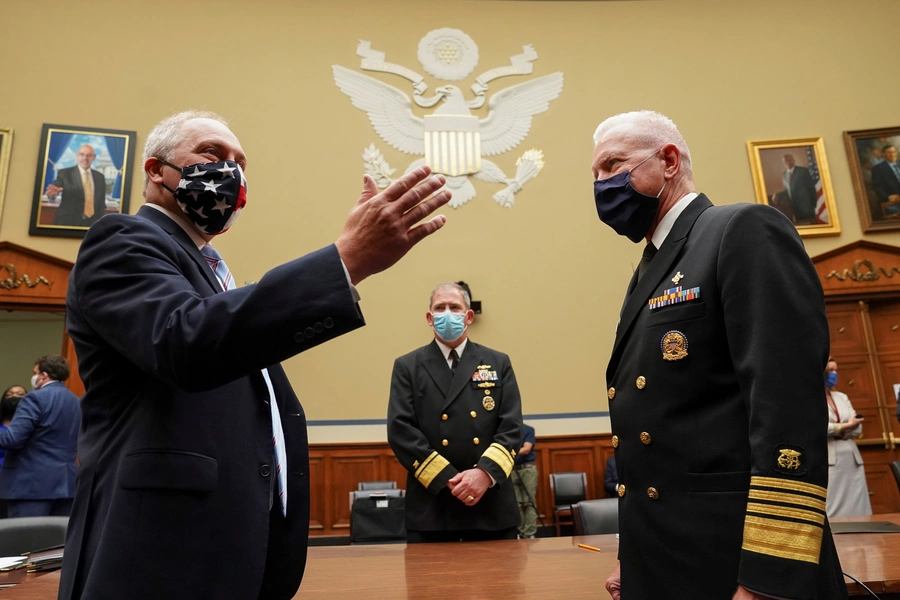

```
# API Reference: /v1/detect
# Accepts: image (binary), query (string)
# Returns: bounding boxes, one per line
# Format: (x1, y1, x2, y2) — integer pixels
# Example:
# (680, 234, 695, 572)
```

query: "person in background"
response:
(387, 282, 523, 543)
(513, 423, 538, 539)
(0, 385, 27, 467)
(0, 357, 80, 518)
(603, 455, 618, 498)
(824, 358, 871, 518)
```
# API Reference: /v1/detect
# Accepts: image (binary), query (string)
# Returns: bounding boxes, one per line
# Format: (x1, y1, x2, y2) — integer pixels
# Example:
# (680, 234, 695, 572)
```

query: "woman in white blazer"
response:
(825, 357, 872, 517)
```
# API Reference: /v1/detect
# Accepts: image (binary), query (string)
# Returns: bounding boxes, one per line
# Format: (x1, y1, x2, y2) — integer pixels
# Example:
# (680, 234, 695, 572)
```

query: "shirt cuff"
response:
(340, 259, 361, 303)
(479, 467, 496, 487)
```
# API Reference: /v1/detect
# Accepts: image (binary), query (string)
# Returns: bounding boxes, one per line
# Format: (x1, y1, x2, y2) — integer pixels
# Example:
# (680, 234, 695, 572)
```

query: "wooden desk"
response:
(3, 516, 900, 599)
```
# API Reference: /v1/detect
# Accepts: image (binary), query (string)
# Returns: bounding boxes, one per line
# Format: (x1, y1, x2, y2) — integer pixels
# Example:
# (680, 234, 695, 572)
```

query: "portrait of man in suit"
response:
(772, 152, 818, 225)
(870, 144, 900, 217)
(44, 144, 107, 227)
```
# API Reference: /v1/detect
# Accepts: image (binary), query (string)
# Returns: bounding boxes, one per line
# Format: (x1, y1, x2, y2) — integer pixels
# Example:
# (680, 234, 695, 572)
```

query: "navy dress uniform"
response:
(388, 340, 522, 535)
(609, 195, 847, 599)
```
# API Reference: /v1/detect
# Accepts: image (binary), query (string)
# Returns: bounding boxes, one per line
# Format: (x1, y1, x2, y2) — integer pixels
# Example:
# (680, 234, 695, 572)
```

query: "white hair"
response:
(142, 110, 228, 189)
(592, 110, 692, 177)
(429, 283, 471, 310)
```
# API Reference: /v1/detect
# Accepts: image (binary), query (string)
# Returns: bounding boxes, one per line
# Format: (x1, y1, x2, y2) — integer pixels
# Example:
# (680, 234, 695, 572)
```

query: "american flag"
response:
(806, 147, 828, 224)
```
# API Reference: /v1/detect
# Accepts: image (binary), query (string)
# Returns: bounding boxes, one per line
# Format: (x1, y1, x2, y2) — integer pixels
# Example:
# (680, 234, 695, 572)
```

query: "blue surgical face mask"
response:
(825, 371, 838, 388)
(593, 149, 667, 243)
(432, 310, 467, 343)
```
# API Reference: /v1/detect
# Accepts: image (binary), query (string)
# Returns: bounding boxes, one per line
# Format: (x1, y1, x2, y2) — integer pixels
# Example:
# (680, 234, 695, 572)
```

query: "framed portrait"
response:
(746, 137, 840, 237)
(0, 128, 12, 229)
(843, 126, 900, 233)
(30, 124, 136, 238)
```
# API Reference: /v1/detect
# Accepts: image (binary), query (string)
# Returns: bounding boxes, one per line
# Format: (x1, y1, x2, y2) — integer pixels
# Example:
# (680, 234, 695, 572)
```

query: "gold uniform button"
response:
(608, 387, 616, 400)
(636, 376, 646, 389)
(647, 487, 659, 500)
(470, 411, 477, 418)
(617, 484, 626, 497)
(611, 435, 619, 448)
(640, 432, 652, 445)
(441, 414, 448, 421)
(442, 439, 449, 447)
(473, 437, 480, 445)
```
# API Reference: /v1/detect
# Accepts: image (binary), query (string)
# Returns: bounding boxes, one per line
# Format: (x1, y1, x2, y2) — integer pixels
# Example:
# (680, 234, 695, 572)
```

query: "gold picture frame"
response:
(0, 128, 13, 229)
(843, 126, 900, 233)
(747, 137, 840, 237)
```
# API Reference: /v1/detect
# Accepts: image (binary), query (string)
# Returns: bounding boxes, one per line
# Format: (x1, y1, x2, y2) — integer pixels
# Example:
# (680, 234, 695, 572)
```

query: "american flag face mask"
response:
(158, 159, 248, 235)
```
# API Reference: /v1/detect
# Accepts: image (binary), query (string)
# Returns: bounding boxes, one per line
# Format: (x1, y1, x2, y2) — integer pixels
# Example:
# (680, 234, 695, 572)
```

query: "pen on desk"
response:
(578, 543, 601, 552)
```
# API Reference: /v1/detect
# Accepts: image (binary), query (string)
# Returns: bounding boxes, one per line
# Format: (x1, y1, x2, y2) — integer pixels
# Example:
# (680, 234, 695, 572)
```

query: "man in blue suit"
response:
(0, 355, 81, 518)
(59, 110, 451, 600)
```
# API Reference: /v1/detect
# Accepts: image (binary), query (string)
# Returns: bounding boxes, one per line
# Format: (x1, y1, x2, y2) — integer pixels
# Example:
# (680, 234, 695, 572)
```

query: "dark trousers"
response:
(406, 527, 517, 543)
(257, 502, 294, 600)
(6, 498, 73, 518)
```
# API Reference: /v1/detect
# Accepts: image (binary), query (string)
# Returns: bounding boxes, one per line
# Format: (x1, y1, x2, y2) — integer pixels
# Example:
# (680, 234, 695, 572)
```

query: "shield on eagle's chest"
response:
(423, 114, 481, 177)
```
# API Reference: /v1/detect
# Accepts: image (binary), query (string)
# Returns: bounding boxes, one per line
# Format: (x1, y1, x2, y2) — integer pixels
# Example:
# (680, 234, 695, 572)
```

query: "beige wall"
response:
(2, 0, 899, 438)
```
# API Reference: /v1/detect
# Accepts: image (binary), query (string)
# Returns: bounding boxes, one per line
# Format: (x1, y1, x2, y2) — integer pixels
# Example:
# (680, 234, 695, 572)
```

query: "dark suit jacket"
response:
(52, 166, 106, 226)
(783, 166, 818, 222)
(603, 455, 617, 498)
(387, 340, 522, 532)
(872, 160, 900, 202)
(59, 205, 365, 600)
(0, 381, 80, 500)
(608, 195, 846, 599)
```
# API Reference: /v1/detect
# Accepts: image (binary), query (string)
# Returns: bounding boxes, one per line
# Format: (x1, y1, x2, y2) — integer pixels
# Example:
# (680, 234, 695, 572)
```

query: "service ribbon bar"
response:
(648, 286, 701, 310)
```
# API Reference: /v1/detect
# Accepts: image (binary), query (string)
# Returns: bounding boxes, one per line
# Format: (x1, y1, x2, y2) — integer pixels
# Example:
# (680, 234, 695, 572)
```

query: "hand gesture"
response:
(335, 166, 450, 285)
(447, 468, 491, 506)
(45, 183, 63, 199)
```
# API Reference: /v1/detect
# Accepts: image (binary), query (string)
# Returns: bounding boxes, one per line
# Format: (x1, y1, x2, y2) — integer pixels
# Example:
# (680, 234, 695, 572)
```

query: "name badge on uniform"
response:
(648, 286, 700, 310)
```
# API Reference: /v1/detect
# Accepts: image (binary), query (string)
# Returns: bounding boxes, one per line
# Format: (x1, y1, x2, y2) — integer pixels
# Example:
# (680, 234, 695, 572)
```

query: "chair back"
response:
(0, 516, 68, 556)
(550, 472, 587, 507)
(358, 481, 397, 491)
(350, 489, 404, 502)
(572, 498, 618, 536)
(891, 461, 900, 493)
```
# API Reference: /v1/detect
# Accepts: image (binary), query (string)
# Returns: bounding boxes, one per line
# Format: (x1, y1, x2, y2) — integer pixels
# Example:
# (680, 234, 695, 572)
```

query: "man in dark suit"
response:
(59, 110, 451, 600)
(775, 153, 818, 225)
(592, 111, 846, 600)
(45, 144, 107, 227)
(0, 355, 80, 518)
(387, 283, 522, 543)
(603, 455, 617, 497)
(871, 145, 900, 217)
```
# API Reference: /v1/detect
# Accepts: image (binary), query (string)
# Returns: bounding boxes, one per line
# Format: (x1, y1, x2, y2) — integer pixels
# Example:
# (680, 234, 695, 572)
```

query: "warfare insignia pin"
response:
(478, 382, 496, 388)
(477, 365, 492, 370)
(661, 331, 689, 361)
(672, 272, 684, 284)
(772, 445, 807, 475)
(483, 396, 496, 411)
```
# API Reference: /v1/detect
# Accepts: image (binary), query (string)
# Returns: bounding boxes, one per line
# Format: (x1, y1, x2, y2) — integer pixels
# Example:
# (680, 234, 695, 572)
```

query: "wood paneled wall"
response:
(308, 433, 615, 536)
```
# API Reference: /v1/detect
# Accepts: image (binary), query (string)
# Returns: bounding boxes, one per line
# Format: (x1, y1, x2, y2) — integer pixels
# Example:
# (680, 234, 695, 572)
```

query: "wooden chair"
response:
(549, 472, 587, 537)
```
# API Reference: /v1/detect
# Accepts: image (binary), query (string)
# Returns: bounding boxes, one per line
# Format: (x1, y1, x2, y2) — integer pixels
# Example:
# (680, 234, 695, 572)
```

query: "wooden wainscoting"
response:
(308, 433, 614, 537)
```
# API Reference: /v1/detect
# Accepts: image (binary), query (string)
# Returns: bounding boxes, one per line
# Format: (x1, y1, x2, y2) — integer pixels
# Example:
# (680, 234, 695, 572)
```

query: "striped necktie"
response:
(200, 244, 288, 516)
(82, 170, 94, 219)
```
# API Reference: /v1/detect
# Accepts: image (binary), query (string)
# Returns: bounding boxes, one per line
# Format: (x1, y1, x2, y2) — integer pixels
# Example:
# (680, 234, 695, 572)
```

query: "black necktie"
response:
(637, 242, 657, 283)
(449, 349, 460, 373)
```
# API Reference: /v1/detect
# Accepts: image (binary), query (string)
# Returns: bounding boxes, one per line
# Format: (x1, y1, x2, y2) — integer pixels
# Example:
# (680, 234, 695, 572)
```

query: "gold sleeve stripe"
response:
(748, 489, 827, 513)
(742, 515, 823, 564)
(750, 476, 827, 500)
(746, 502, 825, 526)
(415, 451, 450, 488)
(482, 443, 514, 477)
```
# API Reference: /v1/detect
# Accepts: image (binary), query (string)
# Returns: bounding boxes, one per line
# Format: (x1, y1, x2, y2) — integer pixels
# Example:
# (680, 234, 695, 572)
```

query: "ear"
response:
(661, 143, 681, 180)
(464, 309, 475, 325)
(145, 157, 166, 185)
(425, 311, 435, 327)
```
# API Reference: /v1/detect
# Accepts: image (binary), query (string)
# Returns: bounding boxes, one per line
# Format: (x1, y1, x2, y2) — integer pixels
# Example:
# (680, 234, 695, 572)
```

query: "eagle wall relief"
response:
(333, 28, 564, 209)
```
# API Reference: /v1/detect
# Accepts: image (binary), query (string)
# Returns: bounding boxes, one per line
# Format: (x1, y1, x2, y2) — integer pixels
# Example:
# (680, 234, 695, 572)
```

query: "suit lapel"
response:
(608, 195, 713, 373)
(443, 341, 480, 411)
(422, 340, 452, 397)
(137, 205, 221, 294)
